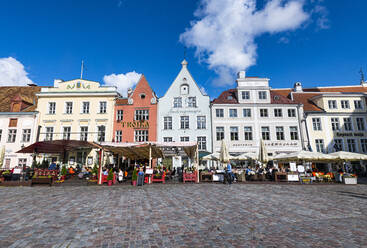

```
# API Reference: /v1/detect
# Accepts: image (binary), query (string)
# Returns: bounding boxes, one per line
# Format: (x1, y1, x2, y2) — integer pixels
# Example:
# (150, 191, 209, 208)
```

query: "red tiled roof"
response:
(211, 89, 238, 104)
(116, 98, 128, 105)
(270, 91, 298, 104)
(0, 86, 42, 112)
(292, 93, 324, 112)
(303, 86, 367, 93)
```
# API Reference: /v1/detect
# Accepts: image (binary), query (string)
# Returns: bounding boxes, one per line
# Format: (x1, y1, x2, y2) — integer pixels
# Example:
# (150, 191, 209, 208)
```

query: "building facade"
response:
(0, 86, 41, 168)
(211, 71, 306, 157)
(113, 75, 158, 143)
(157, 60, 212, 168)
(36, 79, 119, 167)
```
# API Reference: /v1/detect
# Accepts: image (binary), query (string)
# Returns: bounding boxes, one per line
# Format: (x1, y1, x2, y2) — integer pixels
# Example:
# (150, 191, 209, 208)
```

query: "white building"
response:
(157, 60, 212, 168)
(0, 86, 41, 169)
(211, 71, 306, 158)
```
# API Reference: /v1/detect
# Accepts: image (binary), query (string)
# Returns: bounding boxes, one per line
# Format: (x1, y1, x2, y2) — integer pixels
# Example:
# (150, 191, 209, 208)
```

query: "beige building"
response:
(36, 79, 119, 167)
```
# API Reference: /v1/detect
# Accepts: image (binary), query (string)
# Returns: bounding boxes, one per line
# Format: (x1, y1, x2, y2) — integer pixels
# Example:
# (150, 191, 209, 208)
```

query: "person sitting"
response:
(49, 162, 57, 170)
(103, 168, 108, 176)
(118, 169, 124, 183)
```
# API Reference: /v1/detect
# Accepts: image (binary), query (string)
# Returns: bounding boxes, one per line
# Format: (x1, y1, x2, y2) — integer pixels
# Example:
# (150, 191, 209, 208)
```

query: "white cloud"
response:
(180, 0, 310, 86)
(0, 57, 33, 86)
(103, 71, 141, 97)
(313, 4, 329, 30)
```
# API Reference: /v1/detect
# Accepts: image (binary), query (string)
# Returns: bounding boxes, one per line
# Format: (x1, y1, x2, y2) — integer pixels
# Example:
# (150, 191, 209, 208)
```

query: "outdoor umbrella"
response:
(0, 146, 5, 168)
(219, 140, 230, 164)
(329, 151, 367, 161)
(274, 150, 335, 162)
(258, 139, 269, 164)
(202, 152, 220, 161)
(235, 152, 257, 160)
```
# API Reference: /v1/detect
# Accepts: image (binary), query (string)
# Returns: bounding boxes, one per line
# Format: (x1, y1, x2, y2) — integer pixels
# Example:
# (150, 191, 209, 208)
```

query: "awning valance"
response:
(17, 140, 102, 154)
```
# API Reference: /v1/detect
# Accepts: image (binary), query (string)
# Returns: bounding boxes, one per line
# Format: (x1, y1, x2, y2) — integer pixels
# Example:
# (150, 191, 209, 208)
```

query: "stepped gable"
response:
(0, 86, 42, 112)
(211, 89, 238, 104)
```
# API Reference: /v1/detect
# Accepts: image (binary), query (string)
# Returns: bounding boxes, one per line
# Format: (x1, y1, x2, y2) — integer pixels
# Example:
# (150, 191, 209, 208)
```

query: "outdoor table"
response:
(275, 172, 287, 182)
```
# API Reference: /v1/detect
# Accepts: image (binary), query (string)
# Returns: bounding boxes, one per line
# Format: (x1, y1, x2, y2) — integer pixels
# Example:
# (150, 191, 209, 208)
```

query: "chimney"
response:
(237, 71, 246, 79)
(294, 82, 303, 92)
(54, 79, 63, 87)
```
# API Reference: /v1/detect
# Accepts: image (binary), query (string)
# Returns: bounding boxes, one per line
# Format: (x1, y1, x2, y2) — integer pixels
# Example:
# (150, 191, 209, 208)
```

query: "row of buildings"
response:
(1, 60, 367, 171)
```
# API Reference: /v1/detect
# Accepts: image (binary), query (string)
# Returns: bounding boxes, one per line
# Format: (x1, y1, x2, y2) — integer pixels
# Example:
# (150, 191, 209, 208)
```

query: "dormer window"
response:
(140, 93, 146, 99)
(181, 84, 189, 95)
(227, 95, 233, 100)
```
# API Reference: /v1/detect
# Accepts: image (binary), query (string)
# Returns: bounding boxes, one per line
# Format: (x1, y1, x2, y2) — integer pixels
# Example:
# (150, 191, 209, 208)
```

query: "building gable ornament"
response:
(66, 81, 91, 90)
(150, 96, 157, 104)
(128, 98, 134, 105)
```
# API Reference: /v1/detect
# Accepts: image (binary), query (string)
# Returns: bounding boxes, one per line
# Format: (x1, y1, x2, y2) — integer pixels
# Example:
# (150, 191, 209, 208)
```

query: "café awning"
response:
(101, 142, 163, 160)
(17, 140, 101, 154)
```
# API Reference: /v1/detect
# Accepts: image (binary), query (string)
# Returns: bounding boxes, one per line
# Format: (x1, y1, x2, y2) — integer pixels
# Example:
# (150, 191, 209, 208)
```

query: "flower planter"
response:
(132, 180, 137, 186)
(108, 180, 113, 186)
(343, 177, 357, 185)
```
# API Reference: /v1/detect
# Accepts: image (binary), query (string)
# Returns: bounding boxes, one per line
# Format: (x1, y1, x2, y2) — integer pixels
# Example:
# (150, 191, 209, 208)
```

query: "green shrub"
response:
(61, 166, 67, 176)
(132, 169, 137, 181)
(107, 169, 114, 181)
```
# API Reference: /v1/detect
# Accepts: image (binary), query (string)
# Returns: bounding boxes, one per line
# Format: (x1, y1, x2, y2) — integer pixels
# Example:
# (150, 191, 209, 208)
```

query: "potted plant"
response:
(60, 165, 67, 180)
(343, 174, 357, 185)
(132, 169, 137, 186)
(107, 169, 114, 186)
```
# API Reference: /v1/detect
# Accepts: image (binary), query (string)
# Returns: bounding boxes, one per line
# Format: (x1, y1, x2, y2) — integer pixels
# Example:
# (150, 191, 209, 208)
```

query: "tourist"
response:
(69, 167, 75, 175)
(118, 169, 124, 183)
(103, 167, 108, 176)
(137, 167, 144, 186)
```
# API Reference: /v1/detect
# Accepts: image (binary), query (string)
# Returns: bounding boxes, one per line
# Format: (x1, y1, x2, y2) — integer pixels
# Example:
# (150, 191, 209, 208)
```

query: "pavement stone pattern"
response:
(0, 184, 367, 248)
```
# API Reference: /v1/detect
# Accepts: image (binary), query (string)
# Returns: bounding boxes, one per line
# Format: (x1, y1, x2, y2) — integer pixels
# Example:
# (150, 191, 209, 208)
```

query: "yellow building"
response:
(36, 79, 119, 167)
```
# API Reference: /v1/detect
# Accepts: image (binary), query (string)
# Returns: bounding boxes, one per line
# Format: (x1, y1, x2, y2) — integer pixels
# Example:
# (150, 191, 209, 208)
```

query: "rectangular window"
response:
(197, 136, 207, 151)
(45, 127, 54, 141)
(260, 109, 268, 117)
(216, 127, 224, 141)
(261, 127, 270, 140)
(347, 139, 356, 152)
(333, 139, 343, 152)
(216, 109, 224, 117)
(135, 109, 149, 120)
(99, 101, 107, 114)
(18, 158, 27, 167)
(354, 100, 363, 109)
(331, 118, 340, 131)
(48, 102, 56, 114)
(180, 136, 189, 142)
(135, 130, 148, 142)
(188, 97, 197, 107)
(97, 125, 106, 142)
(341, 100, 350, 109)
(243, 108, 251, 117)
(274, 109, 282, 117)
(197, 116, 206, 129)
(173, 97, 182, 108)
(0, 129, 2, 141)
(65, 102, 73, 114)
(312, 118, 322, 131)
(229, 109, 237, 117)
(258, 91, 267, 100)
(82, 102, 90, 114)
(241, 91, 250, 100)
(276, 127, 284, 140)
(290, 126, 298, 140)
(288, 109, 296, 117)
(356, 117, 365, 131)
(230, 127, 239, 141)
(343, 117, 353, 131)
(328, 100, 337, 109)
(116, 110, 123, 121)
(361, 139, 367, 153)
(115, 130, 122, 142)
(180, 116, 189, 129)
(315, 139, 325, 153)
(163, 137, 173, 142)
(22, 129, 31, 142)
(80, 126, 88, 141)
(9, 118, 17, 127)
(7, 129, 17, 143)
(244, 126, 252, 140)
(63, 127, 71, 140)
(164, 117, 172, 130)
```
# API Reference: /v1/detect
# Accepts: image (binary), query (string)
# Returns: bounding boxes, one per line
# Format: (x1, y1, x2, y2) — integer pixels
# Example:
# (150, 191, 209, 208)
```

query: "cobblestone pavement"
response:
(0, 184, 367, 248)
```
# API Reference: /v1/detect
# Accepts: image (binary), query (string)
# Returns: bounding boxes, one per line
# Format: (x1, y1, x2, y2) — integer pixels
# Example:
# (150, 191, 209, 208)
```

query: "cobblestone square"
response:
(0, 184, 367, 248)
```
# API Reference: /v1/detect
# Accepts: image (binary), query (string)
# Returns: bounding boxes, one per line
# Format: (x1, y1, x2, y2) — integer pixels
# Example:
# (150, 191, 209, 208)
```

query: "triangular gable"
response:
(128, 75, 157, 105)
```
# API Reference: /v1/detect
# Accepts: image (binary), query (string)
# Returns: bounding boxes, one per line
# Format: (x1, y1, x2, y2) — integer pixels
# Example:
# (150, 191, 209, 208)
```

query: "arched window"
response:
(181, 84, 189, 95)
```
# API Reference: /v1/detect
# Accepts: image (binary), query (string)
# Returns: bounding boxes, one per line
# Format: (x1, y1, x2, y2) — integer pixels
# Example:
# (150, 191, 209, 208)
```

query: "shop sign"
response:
(233, 142, 299, 147)
(336, 132, 365, 137)
(119, 121, 149, 128)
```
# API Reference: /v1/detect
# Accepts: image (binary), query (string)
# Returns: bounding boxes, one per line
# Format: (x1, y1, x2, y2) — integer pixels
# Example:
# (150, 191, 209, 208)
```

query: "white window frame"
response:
(135, 109, 149, 121)
(7, 129, 17, 143)
(244, 126, 252, 141)
(331, 118, 340, 131)
(241, 91, 250, 100)
(180, 116, 189, 129)
(290, 126, 298, 140)
(216, 109, 224, 118)
(312, 118, 322, 131)
(315, 139, 325, 153)
(341, 100, 350, 109)
(274, 109, 283, 117)
(328, 100, 337, 109)
(197, 136, 207, 151)
(347, 139, 356, 152)
(48, 102, 56, 114)
(115, 130, 123, 142)
(163, 137, 173, 142)
(63, 126, 71, 140)
(343, 117, 353, 131)
(261, 127, 270, 140)
(354, 100, 363, 109)
(260, 109, 268, 117)
(276, 126, 284, 140)
(80, 126, 88, 141)
(99, 101, 107, 114)
(258, 91, 267, 100)
(82, 102, 90, 114)
(65, 102, 73, 114)
(229, 109, 237, 118)
(230, 126, 239, 141)
(216, 127, 224, 141)
(188, 97, 197, 107)
(164, 117, 172, 130)
(173, 97, 182, 108)
(288, 109, 296, 117)
(197, 116, 206, 129)
(356, 117, 365, 131)
(22, 129, 31, 142)
(45, 127, 54, 141)
(116, 110, 123, 121)
(135, 130, 148, 142)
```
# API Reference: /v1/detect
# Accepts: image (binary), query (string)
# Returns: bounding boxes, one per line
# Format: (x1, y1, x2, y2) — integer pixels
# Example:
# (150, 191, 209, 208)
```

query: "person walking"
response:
(137, 167, 144, 186)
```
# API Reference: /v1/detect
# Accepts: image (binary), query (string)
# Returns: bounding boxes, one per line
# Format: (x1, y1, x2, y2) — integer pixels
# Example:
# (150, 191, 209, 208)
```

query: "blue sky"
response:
(0, 0, 366, 98)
